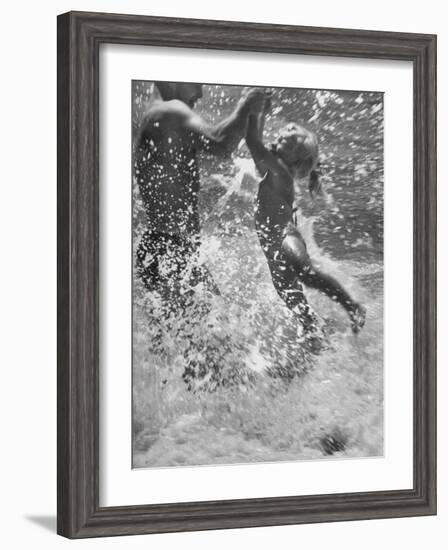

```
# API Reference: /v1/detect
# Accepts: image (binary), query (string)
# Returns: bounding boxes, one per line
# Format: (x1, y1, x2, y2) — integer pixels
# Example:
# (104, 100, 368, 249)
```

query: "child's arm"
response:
(245, 99, 282, 176)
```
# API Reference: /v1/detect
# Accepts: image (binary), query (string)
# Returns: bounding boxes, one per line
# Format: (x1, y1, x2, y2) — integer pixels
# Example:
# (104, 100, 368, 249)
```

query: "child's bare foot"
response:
(349, 304, 366, 333)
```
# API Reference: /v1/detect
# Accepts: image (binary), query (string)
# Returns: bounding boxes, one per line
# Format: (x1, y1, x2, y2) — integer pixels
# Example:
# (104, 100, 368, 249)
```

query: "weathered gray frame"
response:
(57, 11, 437, 538)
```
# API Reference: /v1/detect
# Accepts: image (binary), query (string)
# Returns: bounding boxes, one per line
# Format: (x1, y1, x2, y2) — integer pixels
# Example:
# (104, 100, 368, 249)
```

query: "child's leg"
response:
(281, 231, 366, 332)
(266, 257, 320, 334)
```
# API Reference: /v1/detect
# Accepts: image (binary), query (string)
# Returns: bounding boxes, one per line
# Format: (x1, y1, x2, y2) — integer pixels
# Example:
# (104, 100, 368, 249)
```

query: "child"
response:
(245, 106, 366, 338)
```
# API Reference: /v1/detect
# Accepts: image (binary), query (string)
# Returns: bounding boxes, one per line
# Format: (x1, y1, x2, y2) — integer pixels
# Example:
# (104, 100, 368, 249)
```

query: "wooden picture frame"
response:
(57, 10, 437, 538)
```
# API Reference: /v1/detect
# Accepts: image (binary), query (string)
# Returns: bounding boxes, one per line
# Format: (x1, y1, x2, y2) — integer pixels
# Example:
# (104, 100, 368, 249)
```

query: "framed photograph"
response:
(57, 11, 437, 538)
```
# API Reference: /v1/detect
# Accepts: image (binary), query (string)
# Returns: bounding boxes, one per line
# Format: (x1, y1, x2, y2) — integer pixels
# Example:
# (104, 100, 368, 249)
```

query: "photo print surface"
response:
(132, 81, 383, 468)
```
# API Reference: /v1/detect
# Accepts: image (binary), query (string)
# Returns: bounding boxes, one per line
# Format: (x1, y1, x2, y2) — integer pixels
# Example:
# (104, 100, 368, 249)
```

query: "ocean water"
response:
(132, 84, 383, 467)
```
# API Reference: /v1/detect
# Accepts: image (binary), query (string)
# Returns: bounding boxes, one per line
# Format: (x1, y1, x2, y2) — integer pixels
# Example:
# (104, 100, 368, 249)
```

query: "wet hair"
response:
(271, 123, 322, 197)
(309, 165, 322, 198)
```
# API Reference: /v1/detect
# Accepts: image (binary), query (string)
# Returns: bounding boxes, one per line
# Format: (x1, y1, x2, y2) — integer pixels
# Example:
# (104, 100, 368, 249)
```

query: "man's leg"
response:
(135, 231, 201, 310)
(135, 231, 170, 355)
(135, 230, 164, 291)
(135, 231, 208, 387)
(164, 235, 224, 390)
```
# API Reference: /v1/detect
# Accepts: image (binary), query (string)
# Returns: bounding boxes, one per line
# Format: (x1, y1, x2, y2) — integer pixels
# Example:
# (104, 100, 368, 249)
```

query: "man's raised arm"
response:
(197, 88, 265, 155)
(149, 88, 266, 156)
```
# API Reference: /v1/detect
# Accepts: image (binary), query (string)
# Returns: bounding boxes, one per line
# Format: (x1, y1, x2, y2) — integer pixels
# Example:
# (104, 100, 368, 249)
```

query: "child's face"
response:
(275, 124, 318, 178)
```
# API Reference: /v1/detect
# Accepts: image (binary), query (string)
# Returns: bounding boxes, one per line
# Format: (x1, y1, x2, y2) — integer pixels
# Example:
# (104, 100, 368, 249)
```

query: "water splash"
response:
(133, 167, 383, 468)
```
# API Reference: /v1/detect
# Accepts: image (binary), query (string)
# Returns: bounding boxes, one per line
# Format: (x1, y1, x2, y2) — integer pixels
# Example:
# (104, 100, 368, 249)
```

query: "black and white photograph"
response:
(1, 0, 441, 544)
(132, 80, 384, 468)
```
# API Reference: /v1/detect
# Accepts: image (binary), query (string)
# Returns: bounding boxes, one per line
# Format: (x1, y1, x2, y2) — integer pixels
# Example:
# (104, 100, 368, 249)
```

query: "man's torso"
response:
(136, 110, 201, 235)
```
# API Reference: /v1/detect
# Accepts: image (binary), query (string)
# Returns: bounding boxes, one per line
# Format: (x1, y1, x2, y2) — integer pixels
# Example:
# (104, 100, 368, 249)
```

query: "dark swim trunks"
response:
(136, 231, 198, 289)
(135, 230, 222, 390)
(135, 230, 219, 307)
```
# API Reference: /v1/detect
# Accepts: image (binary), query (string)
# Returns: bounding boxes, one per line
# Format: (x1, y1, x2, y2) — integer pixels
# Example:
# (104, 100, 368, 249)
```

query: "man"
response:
(134, 82, 265, 305)
(134, 82, 265, 388)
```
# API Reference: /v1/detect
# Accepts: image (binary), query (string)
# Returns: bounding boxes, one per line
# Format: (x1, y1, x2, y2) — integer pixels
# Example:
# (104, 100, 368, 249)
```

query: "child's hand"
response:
(263, 90, 273, 116)
(240, 88, 266, 114)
